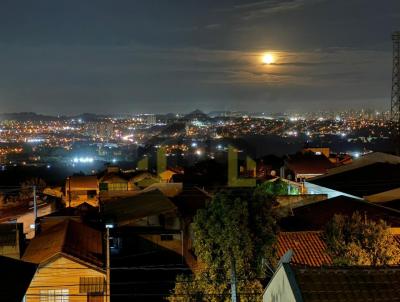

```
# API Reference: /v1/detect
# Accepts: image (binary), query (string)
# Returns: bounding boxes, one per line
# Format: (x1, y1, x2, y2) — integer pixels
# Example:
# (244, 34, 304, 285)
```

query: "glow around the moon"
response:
(262, 53, 274, 64)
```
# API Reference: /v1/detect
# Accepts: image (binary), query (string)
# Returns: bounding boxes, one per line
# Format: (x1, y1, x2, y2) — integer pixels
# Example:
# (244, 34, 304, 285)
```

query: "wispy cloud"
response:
(219, 0, 324, 20)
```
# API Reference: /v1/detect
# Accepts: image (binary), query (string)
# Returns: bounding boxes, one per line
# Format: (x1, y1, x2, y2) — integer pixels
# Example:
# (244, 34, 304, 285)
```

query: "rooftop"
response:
(292, 265, 400, 301)
(22, 218, 103, 268)
(308, 153, 400, 198)
(67, 175, 98, 189)
(102, 189, 177, 225)
(279, 195, 400, 231)
(277, 231, 332, 266)
(171, 186, 211, 217)
(286, 153, 335, 175)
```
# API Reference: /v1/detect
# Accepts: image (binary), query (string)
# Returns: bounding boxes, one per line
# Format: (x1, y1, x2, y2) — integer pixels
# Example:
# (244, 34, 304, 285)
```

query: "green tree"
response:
(324, 212, 400, 266)
(18, 177, 46, 202)
(258, 179, 298, 196)
(168, 187, 277, 302)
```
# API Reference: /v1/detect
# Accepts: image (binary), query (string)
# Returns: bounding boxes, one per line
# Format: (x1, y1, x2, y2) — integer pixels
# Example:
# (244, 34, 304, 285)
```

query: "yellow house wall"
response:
(26, 255, 105, 302)
(0, 244, 20, 259)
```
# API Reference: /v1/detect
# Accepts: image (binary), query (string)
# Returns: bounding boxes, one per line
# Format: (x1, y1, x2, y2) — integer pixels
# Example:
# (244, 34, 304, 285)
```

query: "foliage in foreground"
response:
(168, 187, 277, 302)
(324, 212, 400, 266)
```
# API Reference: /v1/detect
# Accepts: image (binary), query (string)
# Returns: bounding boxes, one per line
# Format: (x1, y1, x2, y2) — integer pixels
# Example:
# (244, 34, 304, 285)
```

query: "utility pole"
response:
(391, 31, 400, 153)
(33, 185, 37, 232)
(181, 230, 184, 264)
(105, 226, 111, 302)
(230, 256, 238, 302)
(68, 177, 72, 207)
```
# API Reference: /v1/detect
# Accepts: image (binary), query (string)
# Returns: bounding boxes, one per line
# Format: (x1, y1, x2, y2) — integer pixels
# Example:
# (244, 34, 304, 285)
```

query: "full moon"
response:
(262, 53, 274, 64)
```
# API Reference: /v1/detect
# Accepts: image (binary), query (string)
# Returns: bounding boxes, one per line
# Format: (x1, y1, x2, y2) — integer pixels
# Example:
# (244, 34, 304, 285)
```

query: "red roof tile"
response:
(277, 231, 332, 266)
(293, 266, 400, 302)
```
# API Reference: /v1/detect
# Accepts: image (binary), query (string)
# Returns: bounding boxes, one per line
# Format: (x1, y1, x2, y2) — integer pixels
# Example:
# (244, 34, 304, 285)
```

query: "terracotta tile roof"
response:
(292, 266, 400, 301)
(22, 219, 103, 268)
(277, 231, 332, 266)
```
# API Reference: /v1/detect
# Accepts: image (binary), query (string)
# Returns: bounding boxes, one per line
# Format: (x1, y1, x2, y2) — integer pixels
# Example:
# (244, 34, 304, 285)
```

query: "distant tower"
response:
(391, 31, 400, 152)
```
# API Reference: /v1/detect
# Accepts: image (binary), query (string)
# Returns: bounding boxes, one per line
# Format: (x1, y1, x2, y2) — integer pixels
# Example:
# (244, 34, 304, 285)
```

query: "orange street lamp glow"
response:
(262, 53, 274, 65)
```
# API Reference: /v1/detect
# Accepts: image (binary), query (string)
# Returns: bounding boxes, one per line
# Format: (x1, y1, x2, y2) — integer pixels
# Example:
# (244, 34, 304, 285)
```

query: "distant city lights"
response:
(72, 157, 94, 164)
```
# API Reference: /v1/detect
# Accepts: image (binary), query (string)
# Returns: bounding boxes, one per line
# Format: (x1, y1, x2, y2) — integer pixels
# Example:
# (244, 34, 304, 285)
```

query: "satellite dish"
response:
(278, 249, 293, 266)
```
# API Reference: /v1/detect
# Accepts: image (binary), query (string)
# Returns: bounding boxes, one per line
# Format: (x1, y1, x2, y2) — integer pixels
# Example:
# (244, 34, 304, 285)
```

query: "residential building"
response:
(276, 231, 400, 267)
(277, 231, 332, 267)
(285, 153, 335, 182)
(102, 188, 184, 265)
(0, 223, 24, 259)
(305, 152, 400, 202)
(22, 219, 106, 302)
(64, 176, 99, 207)
(102, 189, 178, 228)
(279, 195, 400, 231)
(263, 261, 400, 302)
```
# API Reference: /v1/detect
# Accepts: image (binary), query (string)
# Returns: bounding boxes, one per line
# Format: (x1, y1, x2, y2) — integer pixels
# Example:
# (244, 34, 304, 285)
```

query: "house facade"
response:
(22, 219, 106, 302)
(64, 176, 99, 208)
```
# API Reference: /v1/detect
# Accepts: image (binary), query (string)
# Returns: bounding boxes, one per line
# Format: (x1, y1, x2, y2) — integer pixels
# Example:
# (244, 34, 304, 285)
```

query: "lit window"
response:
(40, 289, 69, 302)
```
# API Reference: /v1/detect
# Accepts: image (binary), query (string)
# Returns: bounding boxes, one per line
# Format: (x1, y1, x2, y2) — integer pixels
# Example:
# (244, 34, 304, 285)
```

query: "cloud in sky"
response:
(0, 0, 398, 114)
(230, 0, 325, 19)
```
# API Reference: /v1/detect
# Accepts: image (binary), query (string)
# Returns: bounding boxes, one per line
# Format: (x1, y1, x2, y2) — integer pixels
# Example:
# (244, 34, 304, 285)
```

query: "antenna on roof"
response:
(278, 249, 293, 266)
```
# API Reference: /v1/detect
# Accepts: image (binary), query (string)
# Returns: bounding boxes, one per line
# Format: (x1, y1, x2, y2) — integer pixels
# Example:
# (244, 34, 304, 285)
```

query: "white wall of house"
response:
(304, 182, 361, 200)
(263, 264, 298, 302)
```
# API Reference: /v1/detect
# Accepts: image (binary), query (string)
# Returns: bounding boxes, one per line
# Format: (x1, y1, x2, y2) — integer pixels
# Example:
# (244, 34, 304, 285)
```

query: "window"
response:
(108, 182, 128, 191)
(80, 277, 105, 294)
(87, 190, 97, 198)
(160, 234, 173, 241)
(99, 183, 108, 191)
(40, 289, 69, 302)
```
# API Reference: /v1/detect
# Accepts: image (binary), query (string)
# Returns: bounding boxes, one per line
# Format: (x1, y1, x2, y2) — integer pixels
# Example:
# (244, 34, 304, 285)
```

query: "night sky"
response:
(0, 0, 399, 115)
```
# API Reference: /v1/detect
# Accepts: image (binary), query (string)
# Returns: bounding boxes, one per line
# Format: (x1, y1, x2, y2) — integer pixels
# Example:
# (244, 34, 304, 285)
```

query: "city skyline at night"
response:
(2, 2, 400, 302)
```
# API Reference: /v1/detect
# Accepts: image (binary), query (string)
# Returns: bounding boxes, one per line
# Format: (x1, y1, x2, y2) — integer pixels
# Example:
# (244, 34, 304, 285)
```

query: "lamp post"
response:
(105, 224, 114, 302)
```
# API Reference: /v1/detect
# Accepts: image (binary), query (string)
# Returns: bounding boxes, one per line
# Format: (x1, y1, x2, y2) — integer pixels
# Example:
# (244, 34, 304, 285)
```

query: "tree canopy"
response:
(168, 187, 277, 302)
(257, 179, 298, 196)
(324, 212, 400, 266)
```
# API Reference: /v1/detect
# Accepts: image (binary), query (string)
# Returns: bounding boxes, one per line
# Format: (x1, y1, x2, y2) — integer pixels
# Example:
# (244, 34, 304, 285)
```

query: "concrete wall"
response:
(304, 182, 361, 200)
(263, 265, 298, 302)
(276, 194, 328, 208)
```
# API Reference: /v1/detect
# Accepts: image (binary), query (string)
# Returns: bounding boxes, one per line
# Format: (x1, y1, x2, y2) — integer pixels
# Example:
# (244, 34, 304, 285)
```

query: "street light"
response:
(105, 223, 114, 302)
